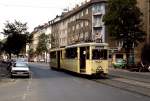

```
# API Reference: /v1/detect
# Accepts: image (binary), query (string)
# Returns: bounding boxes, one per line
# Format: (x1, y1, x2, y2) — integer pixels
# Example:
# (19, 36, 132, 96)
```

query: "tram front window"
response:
(92, 49, 107, 60)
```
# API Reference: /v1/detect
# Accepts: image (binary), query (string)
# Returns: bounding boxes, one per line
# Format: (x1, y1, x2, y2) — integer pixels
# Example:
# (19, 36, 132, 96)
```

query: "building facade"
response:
(137, 0, 150, 43)
(49, 0, 107, 49)
(30, 0, 149, 64)
(30, 24, 50, 62)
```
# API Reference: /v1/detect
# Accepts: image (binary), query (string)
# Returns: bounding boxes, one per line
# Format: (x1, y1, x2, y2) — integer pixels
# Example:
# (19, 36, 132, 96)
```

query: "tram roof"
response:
(66, 42, 108, 48)
(50, 48, 65, 51)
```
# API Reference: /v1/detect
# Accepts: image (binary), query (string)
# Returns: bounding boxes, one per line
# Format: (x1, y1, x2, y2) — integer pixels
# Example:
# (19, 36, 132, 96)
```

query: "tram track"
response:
(91, 76, 150, 98)
(109, 74, 150, 85)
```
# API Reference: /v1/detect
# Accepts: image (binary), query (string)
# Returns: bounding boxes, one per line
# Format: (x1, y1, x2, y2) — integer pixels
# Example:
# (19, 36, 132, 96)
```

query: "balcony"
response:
(93, 11, 103, 16)
(93, 22, 103, 28)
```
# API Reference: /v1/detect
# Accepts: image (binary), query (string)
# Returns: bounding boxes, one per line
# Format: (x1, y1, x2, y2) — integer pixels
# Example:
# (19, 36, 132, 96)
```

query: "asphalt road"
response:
(0, 63, 150, 101)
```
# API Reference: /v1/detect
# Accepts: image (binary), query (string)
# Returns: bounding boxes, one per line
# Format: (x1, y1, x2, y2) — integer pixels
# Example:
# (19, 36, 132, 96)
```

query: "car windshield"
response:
(16, 58, 28, 62)
(116, 59, 125, 63)
(15, 63, 27, 67)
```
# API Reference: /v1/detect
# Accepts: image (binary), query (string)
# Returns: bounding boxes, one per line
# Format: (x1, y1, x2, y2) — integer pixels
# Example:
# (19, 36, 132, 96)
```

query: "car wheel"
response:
(28, 74, 31, 78)
(10, 75, 14, 78)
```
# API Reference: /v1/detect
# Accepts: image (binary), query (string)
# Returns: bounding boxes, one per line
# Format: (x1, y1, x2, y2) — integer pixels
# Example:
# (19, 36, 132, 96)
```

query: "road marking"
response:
(22, 77, 32, 101)
(22, 93, 27, 100)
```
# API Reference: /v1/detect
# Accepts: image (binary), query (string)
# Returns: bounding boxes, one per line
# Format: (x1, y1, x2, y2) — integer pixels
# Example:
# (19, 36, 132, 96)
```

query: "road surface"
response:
(0, 63, 150, 101)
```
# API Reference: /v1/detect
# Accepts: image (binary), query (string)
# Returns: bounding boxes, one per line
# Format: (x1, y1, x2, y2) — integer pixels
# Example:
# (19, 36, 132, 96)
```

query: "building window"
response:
(76, 14, 79, 19)
(73, 16, 75, 21)
(85, 32, 88, 38)
(93, 4, 102, 14)
(81, 11, 84, 16)
(72, 26, 75, 30)
(81, 22, 83, 27)
(86, 9, 89, 14)
(75, 35, 78, 40)
(76, 24, 79, 29)
(80, 33, 83, 39)
(85, 21, 89, 26)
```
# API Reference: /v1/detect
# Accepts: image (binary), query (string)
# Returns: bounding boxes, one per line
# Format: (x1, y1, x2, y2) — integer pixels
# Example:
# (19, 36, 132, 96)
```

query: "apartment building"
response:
(137, 0, 150, 43)
(30, 24, 49, 62)
(31, 25, 47, 51)
(49, 0, 107, 49)
(135, 0, 150, 62)
(30, 0, 149, 64)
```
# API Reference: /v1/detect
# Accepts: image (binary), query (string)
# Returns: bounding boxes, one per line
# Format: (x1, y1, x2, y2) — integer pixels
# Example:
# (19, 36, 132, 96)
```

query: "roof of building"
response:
(49, 0, 107, 25)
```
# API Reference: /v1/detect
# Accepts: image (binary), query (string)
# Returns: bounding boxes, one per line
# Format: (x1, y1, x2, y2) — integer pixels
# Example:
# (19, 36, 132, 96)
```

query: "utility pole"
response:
(147, 0, 150, 44)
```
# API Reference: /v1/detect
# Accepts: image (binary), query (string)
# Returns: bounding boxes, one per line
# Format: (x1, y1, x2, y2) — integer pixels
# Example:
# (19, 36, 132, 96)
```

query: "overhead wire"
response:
(0, 3, 65, 9)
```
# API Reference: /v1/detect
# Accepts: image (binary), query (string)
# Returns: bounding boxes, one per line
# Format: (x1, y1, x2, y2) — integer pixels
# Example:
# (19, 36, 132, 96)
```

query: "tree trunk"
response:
(125, 48, 135, 69)
(9, 53, 11, 59)
(125, 48, 130, 68)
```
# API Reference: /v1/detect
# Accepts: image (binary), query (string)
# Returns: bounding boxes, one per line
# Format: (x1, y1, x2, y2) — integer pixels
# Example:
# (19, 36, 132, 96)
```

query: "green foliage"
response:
(2, 20, 29, 57)
(0, 41, 4, 55)
(27, 33, 33, 44)
(3, 20, 28, 35)
(36, 33, 49, 55)
(28, 48, 34, 57)
(3, 34, 27, 55)
(103, 0, 145, 50)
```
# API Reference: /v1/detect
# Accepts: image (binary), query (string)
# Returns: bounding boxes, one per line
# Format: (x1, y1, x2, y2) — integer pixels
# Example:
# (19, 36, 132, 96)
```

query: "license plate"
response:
(17, 72, 23, 74)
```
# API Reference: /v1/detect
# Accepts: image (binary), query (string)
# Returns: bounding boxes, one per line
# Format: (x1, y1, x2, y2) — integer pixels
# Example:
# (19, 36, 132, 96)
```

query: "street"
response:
(0, 63, 150, 101)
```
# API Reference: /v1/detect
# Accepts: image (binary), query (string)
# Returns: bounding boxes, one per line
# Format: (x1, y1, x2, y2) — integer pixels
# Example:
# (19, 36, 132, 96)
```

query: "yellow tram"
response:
(50, 43, 109, 77)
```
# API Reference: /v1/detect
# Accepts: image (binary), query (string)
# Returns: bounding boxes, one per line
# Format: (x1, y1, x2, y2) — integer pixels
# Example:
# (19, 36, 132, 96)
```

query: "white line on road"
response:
(22, 78, 32, 101)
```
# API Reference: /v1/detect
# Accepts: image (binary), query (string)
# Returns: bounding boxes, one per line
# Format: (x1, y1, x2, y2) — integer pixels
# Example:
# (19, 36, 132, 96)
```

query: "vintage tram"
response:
(50, 43, 109, 77)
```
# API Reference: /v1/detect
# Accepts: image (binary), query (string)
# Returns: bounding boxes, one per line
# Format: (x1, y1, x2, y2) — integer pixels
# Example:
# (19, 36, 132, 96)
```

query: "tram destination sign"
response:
(95, 46, 104, 49)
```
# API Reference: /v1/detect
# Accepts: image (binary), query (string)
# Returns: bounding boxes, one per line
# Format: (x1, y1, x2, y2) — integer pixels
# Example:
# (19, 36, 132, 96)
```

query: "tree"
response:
(103, 0, 145, 65)
(0, 41, 4, 56)
(2, 20, 29, 58)
(36, 33, 49, 55)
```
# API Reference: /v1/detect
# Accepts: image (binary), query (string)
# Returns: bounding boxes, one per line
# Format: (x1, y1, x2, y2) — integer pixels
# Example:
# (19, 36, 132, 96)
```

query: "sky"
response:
(0, 0, 84, 39)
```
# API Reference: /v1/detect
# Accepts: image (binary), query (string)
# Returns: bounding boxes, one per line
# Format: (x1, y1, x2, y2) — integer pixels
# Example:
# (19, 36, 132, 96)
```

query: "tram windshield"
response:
(92, 49, 107, 60)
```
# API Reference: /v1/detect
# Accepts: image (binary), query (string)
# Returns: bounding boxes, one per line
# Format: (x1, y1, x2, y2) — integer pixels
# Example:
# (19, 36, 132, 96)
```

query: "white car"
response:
(16, 58, 28, 64)
(11, 62, 31, 78)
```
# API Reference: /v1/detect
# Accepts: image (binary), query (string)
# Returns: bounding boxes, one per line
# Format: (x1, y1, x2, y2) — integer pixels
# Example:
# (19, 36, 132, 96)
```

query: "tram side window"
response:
(50, 52, 56, 59)
(92, 49, 107, 60)
(65, 48, 77, 59)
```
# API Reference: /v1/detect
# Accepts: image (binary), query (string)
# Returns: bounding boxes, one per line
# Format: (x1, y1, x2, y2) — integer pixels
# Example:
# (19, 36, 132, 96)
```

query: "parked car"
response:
(10, 62, 31, 78)
(112, 59, 126, 68)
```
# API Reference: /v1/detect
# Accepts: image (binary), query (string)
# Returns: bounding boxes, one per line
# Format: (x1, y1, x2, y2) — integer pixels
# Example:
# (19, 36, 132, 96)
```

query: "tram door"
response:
(57, 51, 60, 69)
(80, 47, 86, 72)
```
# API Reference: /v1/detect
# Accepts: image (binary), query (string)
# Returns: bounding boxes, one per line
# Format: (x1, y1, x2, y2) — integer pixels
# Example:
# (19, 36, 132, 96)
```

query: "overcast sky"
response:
(0, 0, 84, 39)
